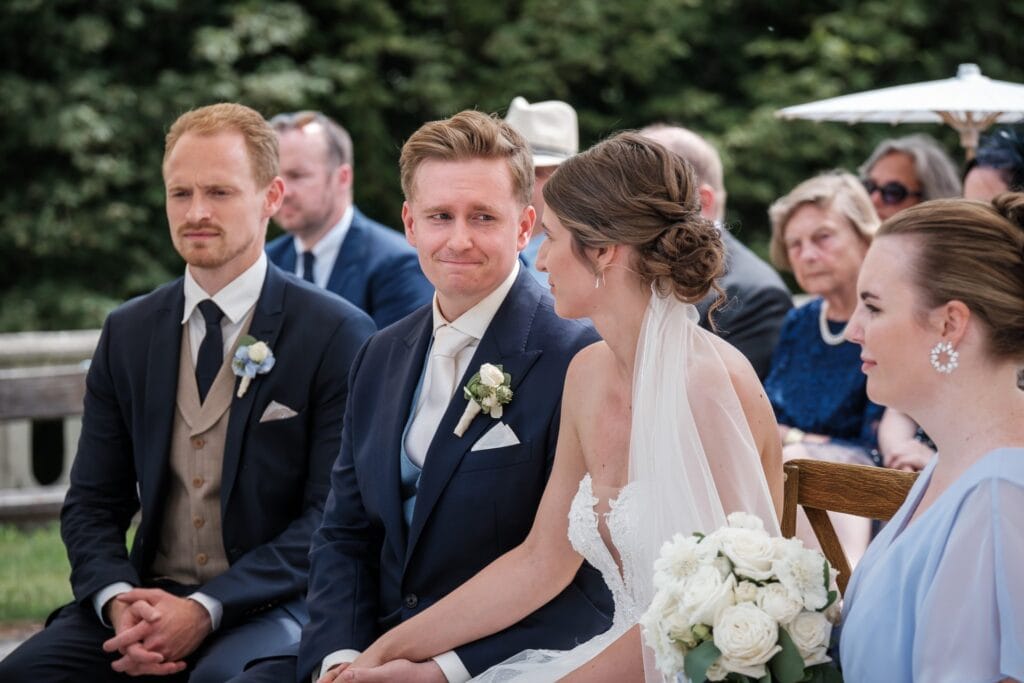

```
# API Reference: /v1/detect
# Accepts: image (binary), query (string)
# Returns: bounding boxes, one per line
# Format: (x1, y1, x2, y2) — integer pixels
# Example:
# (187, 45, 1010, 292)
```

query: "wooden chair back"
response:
(781, 459, 918, 594)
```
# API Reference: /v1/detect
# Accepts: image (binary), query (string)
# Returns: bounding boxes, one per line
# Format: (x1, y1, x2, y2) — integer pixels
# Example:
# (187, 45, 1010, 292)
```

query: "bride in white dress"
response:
(336, 132, 782, 682)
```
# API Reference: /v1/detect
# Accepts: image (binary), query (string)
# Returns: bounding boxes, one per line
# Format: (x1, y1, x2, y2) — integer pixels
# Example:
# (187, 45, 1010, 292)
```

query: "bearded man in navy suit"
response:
(237, 110, 612, 683)
(0, 103, 375, 682)
(266, 111, 433, 328)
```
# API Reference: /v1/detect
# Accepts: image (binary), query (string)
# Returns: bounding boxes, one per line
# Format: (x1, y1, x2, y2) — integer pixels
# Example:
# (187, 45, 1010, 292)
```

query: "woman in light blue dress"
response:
(840, 193, 1024, 682)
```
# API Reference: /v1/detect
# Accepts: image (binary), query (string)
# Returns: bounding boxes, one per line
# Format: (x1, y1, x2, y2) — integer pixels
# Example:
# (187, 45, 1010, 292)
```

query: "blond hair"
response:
(768, 171, 879, 272)
(400, 110, 533, 206)
(164, 103, 279, 187)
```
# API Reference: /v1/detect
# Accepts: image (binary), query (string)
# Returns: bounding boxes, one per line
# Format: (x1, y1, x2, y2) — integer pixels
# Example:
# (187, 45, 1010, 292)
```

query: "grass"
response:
(0, 523, 72, 622)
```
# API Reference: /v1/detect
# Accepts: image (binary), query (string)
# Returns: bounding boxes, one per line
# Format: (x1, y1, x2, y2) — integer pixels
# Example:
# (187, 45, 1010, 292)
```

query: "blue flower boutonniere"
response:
(232, 335, 275, 398)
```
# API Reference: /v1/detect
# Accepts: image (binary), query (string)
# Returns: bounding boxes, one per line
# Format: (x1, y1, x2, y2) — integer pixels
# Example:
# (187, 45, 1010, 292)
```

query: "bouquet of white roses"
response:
(640, 512, 842, 683)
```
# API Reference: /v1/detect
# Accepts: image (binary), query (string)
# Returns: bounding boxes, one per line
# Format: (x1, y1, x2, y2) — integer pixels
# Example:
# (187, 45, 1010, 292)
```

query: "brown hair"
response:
(399, 110, 533, 206)
(543, 131, 725, 307)
(164, 103, 279, 187)
(768, 171, 879, 272)
(880, 193, 1024, 362)
(269, 110, 353, 169)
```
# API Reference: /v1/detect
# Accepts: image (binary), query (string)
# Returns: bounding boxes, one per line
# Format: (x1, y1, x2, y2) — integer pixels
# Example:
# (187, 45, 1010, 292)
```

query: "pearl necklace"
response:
(818, 301, 848, 346)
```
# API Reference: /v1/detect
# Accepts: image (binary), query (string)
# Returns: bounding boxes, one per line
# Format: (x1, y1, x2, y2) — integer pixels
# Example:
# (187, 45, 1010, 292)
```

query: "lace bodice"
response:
(567, 474, 642, 628)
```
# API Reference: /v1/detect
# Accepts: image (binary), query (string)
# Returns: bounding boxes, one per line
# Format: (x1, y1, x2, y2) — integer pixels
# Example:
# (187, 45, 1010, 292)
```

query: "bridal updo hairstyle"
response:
(542, 132, 725, 307)
(877, 193, 1024, 366)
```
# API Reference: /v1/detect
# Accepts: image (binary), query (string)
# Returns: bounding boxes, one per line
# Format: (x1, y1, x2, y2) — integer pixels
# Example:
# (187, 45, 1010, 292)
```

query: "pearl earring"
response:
(929, 340, 959, 374)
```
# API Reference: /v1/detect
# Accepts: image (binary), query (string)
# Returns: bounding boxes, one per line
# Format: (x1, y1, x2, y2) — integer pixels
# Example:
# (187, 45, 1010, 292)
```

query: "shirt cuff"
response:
(187, 591, 223, 632)
(320, 649, 361, 680)
(433, 651, 471, 683)
(93, 582, 133, 627)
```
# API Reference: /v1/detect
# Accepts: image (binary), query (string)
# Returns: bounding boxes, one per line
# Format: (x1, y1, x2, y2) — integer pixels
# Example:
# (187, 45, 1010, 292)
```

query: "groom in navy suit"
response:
(0, 103, 375, 682)
(239, 110, 612, 683)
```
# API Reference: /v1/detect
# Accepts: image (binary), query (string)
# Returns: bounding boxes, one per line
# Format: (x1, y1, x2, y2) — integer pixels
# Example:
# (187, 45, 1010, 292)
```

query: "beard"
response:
(173, 220, 250, 269)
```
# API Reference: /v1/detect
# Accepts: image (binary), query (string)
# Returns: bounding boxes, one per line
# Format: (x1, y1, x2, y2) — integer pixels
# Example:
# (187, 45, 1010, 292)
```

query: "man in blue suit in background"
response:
(266, 111, 433, 328)
(0, 103, 376, 682)
(239, 110, 612, 683)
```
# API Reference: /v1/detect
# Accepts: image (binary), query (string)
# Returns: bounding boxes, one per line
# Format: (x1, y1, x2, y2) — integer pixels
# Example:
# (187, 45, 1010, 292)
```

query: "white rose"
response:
(716, 527, 776, 581)
(757, 582, 803, 623)
(734, 580, 759, 603)
(640, 593, 689, 675)
(479, 363, 505, 388)
(785, 611, 833, 667)
(247, 341, 270, 363)
(772, 540, 830, 610)
(713, 603, 782, 679)
(679, 565, 736, 627)
(727, 511, 765, 531)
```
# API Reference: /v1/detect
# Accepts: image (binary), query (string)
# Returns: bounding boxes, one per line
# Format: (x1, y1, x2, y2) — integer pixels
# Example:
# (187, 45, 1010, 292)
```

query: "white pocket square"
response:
(259, 400, 298, 423)
(470, 422, 521, 452)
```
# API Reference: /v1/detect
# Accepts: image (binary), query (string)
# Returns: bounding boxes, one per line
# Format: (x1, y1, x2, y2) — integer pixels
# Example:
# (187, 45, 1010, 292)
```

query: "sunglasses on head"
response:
(861, 179, 923, 205)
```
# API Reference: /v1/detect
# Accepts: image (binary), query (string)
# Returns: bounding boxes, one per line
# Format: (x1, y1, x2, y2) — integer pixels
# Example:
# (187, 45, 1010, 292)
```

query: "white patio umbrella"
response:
(776, 63, 1024, 158)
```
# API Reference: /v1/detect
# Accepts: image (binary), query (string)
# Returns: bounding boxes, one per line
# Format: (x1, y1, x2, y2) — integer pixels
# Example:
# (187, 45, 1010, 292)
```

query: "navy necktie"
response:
(302, 251, 316, 284)
(195, 300, 225, 403)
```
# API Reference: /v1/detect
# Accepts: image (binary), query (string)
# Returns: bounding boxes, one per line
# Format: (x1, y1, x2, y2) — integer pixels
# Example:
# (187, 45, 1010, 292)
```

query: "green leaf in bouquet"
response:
(237, 334, 257, 347)
(807, 663, 844, 683)
(822, 589, 838, 611)
(683, 639, 721, 683)
(770, 627, 806, 683)
(757, 672, 773, 683)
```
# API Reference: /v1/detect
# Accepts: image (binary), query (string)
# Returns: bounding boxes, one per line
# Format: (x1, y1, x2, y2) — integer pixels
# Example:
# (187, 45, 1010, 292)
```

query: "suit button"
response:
(193, 516, 205, 529)
(404, 594, 418, 609)
(192, 477, 204, 488)
(191, 437, 205, 449)
(196, 553, 208, 566)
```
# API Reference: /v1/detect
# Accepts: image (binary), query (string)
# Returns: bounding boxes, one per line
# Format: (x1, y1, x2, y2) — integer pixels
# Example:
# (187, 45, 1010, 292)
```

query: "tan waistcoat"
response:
(148, 321, 249, 585)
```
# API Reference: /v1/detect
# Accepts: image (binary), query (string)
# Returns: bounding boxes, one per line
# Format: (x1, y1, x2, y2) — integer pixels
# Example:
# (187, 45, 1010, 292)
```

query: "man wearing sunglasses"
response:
(858, 133, 961, 221)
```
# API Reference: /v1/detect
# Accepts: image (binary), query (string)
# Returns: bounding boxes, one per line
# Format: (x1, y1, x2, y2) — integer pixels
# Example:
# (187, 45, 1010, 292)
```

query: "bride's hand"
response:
(340, 659, 445, 683)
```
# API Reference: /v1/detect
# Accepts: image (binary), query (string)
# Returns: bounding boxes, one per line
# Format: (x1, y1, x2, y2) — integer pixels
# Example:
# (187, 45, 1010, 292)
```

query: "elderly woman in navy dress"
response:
(763, 171, 883, 564)
(840, 194, 1024, 682)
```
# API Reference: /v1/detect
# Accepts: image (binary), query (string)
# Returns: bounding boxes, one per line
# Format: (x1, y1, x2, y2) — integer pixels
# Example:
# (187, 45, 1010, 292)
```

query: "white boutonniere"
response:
(453, 363, 513, 437)
(231, 335, 275, 398)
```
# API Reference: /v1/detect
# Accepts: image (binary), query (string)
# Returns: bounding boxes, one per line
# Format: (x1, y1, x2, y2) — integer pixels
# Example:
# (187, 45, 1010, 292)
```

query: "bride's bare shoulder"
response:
(563, 341, 613, 394)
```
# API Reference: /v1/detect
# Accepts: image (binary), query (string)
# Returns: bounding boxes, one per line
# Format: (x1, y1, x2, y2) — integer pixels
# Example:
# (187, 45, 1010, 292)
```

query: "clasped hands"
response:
(316, 647, 444, 683)
(101, 588, 212, 676)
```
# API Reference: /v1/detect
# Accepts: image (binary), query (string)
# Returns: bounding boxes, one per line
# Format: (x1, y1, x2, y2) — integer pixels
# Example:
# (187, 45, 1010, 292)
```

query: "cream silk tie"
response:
(404, 325, 473, 467)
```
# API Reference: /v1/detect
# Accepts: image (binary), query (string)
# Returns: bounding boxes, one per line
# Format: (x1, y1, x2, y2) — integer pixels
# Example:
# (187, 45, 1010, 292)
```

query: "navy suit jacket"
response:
(60, 264, 376, 627)
(696, 230, 792, 379)
(266, 207, 433, 329)
(298, 269, 613, 679)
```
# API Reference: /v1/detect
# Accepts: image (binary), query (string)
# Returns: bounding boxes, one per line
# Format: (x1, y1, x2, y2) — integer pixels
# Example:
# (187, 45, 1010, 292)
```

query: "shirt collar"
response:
(182, 252, 268, 325)
(431, 261, 521, 341)
(292, 205, 354, 261)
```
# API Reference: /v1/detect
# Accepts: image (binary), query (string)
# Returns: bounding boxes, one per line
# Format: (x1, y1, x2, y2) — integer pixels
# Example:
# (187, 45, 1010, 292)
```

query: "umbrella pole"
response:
(939, 111, 1003, 160)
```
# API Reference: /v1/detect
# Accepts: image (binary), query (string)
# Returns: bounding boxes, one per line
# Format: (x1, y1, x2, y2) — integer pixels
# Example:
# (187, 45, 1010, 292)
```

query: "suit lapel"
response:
(139, 282, 185, 526)
(405, 271, 545, 563)
(375, 312, 432, 560)
(276, 241, 298, 274)
(221, 265, 287, 508)
(325, 213, 366, 301)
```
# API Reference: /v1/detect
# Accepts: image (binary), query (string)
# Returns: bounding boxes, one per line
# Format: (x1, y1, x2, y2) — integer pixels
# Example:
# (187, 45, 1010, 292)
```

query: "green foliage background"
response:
(2, 0, 1022, 331)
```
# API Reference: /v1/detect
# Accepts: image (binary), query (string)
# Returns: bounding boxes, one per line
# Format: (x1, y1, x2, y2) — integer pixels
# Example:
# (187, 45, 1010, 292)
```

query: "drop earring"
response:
(929, 340, 959, 374)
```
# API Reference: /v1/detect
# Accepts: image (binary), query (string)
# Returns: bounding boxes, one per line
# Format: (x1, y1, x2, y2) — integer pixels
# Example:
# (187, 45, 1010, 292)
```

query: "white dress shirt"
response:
(93, 254, 268, 631)
(293, 205, 354, 287)
(320, 262, 521, 683)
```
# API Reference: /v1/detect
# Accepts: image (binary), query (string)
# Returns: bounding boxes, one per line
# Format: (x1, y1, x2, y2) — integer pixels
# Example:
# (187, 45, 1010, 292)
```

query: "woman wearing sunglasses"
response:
(858, 133, 961, 221)
(764, 171, 883, 566)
